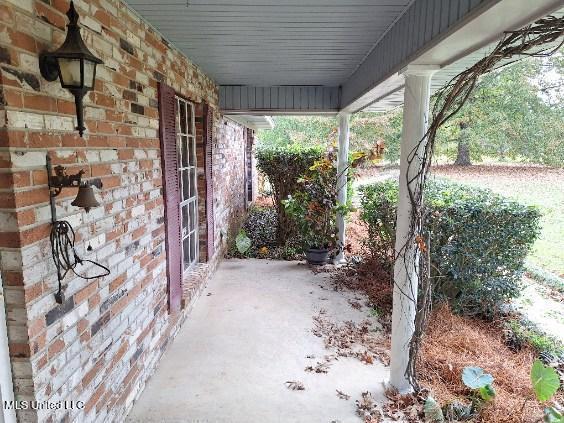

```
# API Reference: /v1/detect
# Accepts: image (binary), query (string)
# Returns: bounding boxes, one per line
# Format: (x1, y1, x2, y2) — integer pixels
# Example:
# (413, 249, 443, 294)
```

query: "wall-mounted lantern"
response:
(39, 1, 103, 137)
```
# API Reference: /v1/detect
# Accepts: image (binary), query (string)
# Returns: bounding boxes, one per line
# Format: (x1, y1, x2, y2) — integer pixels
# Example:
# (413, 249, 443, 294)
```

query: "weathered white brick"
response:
(7, 111, 44, 130)
(44, 115, 74, 131)
(0, 211, 18, 231)
(19, 53, 39, 73)
(82, 16, 102, 33)
(126, 30, 141, 48)
(5, 0, 33, 12)
(16, 12, 51, 42)
(10, 151, 46, 167)
(100, 149, 118, 162)
(85, 106, 106, 121)
(85, 150, 100, 163)
(131, 204, 145, 218)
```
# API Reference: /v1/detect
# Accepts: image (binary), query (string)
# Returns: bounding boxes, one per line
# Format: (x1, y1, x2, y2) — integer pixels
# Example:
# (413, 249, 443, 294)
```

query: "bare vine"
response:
(396, 15, 564, 390)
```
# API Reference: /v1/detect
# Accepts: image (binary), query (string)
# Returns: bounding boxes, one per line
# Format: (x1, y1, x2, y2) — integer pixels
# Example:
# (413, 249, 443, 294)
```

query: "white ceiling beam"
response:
(341, 0, 563, 113)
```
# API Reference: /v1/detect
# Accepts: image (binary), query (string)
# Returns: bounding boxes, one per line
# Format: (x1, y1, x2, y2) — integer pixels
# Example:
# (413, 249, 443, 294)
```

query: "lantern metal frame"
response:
(39, 1, 103, 137)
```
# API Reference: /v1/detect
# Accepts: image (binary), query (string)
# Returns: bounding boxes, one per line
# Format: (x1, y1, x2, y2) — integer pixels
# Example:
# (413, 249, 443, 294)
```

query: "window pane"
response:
(189, 201, 196, 232)
(182, 204, 189, 237)
(182, 170, 190, 201)
(83, 60, 96, 88)
(190, 233, 196, 263)
(190, 168, 197, 198)
(179, 101, 187, 134)
(58, 58, 81, 87)
(187, 104, 193, 135)
(180, 135, 189, 168)
(189, 137, 196, 166)
(183, 237, 191, 269)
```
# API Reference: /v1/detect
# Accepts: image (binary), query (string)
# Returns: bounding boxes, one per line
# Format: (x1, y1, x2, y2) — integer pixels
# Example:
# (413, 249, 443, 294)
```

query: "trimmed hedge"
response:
(256, 145, 323, 244)
(359, 179, 541, 317)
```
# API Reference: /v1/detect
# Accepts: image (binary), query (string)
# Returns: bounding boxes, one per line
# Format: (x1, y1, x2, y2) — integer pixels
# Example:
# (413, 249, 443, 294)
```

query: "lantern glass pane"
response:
(58, 58, 82, 87)
(83, 60, 96, 88)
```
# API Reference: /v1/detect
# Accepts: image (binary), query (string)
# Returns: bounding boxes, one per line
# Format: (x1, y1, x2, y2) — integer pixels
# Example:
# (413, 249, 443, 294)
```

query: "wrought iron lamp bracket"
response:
(46, 155, 102, 222)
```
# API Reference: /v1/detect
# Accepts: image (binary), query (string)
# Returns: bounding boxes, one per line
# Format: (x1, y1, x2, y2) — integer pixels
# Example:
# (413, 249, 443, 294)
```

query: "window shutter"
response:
(158, 82, 182, 313)
(246, 128, 254, 205)
(204, 103, 215, 260)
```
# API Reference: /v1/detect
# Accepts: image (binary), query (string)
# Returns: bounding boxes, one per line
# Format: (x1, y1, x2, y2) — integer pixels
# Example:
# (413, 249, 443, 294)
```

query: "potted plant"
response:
(284, 151, 349, 265)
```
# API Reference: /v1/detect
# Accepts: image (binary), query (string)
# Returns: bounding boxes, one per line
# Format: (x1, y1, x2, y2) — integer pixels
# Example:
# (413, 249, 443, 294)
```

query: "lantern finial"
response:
(66, 1, 79, 26)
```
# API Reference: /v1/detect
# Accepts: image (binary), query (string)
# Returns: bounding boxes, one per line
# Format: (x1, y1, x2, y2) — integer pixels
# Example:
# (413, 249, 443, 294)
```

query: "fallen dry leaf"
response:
(359, 351, 374, 365)
(285, 381, 305, 391)
(348, 299, 363, 310)
(355, 391, 383, 422)
(305, 361, 331, 374)
(336, 389, 350, 400)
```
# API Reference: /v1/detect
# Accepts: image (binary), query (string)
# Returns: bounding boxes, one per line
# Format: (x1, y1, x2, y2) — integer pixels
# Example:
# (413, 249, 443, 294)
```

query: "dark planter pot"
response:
(305, 247, 329, 265)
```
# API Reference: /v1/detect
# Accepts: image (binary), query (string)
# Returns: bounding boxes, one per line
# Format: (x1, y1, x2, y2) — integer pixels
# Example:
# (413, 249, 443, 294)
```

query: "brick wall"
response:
(0, 0, 249, 421)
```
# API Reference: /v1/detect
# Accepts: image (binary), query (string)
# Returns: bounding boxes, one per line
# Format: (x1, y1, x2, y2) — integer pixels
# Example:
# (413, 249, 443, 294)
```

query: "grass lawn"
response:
(430, 164, 564, 277)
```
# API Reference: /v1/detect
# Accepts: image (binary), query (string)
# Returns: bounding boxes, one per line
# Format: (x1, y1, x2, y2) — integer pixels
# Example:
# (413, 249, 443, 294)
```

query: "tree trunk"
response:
(454, 122, 472, 166)
(454, 140, 472, 166)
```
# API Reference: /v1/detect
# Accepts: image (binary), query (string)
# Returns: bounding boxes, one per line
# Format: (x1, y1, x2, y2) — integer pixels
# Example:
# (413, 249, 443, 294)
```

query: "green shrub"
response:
(359, 179, 541, 317)
(227, 206, 303, 260)
(242, 206, 278, 251)
(506, 318, 564, 358)
(256, 145, 323, 244)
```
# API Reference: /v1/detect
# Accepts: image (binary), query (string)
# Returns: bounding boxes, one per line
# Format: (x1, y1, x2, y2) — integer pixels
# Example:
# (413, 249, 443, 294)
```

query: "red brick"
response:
(23, 94, 56, 112)
(8, 29, 37, 53)
(74, 281, 98, 305)
(35, 2, 66, 30)
(4, 88, 23, 108)
(47, 339, 65, 358)
(85, 384, 105, 413)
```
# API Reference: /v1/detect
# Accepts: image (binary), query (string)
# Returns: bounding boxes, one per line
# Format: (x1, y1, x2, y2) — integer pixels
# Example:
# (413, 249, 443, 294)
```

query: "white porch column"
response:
(390, 66, 437, 393)
(335, 112, 350, 264)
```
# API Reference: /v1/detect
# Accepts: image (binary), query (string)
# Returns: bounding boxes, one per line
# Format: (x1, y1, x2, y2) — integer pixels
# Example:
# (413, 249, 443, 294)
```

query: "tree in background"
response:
(257, 112, 402, 164)
(257, 55, 563, 168)
(437, 54, 564, 166)
(258, 116, 337, 148)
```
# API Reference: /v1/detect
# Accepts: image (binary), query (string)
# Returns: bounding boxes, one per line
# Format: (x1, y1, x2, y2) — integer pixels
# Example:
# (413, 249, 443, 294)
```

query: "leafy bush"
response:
(359, 179, 541, 317)
(283, 152, 342, 251)
(505, 318, 564, 358)
(227, 206, 303, 260)
(242, 206, 278, 251)
(256, 145, 323, 244)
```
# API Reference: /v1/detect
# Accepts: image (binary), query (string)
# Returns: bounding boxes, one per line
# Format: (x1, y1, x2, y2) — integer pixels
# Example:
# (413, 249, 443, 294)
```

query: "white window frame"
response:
(176, 96, 198, 270)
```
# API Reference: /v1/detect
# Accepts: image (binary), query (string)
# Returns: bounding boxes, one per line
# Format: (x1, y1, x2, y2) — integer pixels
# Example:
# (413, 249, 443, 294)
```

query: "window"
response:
(176, 96, 198, 269)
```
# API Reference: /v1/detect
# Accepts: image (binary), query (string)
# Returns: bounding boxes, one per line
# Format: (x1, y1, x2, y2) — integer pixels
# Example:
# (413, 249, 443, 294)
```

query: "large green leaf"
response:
(544, 406, 564, 423)
(531, 359, 560, 402)
(235, 230, 251, 254)
(478, 384, 496, 401)
(462, 366, 494, 389)
(424, 396, 445, 422)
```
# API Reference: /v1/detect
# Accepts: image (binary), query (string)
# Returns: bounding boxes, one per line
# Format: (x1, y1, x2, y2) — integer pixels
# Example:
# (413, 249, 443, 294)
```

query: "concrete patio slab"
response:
(127, 259, 389, 423)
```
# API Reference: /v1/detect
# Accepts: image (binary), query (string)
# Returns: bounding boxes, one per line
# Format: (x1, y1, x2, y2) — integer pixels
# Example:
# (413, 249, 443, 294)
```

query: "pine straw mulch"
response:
(419, 304, 561, 422)
(332, 258, 562, 422)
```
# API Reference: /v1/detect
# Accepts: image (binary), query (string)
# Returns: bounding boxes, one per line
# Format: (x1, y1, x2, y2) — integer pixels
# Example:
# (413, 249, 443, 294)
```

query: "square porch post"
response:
(389, 65, 438, 393)
(335, 112, 350, 264)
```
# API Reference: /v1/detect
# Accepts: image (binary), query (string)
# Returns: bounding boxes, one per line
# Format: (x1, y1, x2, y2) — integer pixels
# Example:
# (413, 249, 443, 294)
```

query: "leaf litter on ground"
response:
(285, 381, 305, 391)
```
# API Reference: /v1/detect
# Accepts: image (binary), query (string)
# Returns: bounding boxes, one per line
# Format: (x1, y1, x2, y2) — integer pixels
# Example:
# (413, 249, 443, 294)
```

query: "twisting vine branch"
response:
(397, 15, 564, 390)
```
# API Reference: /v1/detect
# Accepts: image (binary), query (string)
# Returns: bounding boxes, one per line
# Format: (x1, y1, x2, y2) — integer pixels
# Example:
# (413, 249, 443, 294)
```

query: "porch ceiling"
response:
(125, 0, 563, 113)
(124, 0, 412, 87)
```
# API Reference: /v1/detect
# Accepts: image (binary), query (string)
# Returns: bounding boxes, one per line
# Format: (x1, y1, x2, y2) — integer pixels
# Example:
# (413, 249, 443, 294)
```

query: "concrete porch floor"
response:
(127, 259, 389, 423)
